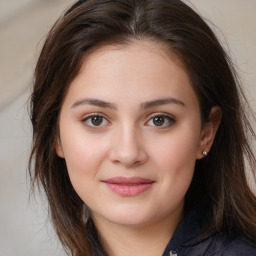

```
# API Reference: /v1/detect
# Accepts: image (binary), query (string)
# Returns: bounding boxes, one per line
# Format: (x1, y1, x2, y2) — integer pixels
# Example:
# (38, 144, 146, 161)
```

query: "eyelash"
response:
(81, 113, 110, 129)
(145, 113, 176, 128)
(81, 113, 176, 129)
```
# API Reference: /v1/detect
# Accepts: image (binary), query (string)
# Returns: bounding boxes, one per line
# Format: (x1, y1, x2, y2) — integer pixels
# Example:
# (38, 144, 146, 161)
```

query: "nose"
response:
(108, 125, 148, 168)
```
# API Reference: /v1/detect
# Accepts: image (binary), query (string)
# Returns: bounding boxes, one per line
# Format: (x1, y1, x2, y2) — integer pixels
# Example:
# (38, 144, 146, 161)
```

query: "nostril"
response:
(111, 158, 140, 166)
(133, 160, 142, 166)
(109, 148, 147, 167)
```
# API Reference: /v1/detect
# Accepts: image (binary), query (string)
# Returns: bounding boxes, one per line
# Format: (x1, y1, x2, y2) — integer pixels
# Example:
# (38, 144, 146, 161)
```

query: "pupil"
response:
(92, 116, 102, 125)
(153, 116, 164, 126)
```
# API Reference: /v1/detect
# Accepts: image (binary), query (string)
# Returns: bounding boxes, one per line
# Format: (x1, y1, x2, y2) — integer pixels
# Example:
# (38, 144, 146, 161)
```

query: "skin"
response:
(56, 40, 220, 256)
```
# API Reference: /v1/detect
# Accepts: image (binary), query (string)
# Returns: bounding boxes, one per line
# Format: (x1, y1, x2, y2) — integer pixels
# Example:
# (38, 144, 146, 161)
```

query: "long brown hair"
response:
(29, 0, 256, 255)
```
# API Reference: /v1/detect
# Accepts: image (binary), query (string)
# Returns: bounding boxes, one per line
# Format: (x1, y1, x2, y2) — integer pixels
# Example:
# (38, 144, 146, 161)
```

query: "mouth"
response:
(102, 176, 155, 196)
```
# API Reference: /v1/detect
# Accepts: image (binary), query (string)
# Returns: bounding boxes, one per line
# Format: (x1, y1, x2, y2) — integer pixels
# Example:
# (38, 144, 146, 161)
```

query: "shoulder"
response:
(220, 237, 256, 256)
(180, 232, 256, 256)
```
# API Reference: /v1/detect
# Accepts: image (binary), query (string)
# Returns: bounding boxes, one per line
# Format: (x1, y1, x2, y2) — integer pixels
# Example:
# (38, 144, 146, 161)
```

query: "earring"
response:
(202, 150, 207, 157)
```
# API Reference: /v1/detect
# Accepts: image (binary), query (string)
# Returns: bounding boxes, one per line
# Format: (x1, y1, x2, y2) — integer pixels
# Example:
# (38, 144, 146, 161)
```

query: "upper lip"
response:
(102, 176, 155, 185)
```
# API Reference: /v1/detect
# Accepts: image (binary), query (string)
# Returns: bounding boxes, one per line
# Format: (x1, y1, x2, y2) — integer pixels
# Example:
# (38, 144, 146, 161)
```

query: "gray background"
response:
(0, 0, 255, 255)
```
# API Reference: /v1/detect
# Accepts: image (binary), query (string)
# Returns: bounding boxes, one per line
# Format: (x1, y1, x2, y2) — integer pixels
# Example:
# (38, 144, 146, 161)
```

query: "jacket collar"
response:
(163, 204, 214, 254)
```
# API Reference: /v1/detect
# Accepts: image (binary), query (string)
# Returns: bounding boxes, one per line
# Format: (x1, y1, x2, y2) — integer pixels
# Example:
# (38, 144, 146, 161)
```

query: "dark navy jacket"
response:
(92, 205, 256, 256)
(162, 206, 256, 256)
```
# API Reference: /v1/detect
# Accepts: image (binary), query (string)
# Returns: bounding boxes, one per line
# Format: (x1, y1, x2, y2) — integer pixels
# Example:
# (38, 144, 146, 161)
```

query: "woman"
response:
(29, 0, 256, 255)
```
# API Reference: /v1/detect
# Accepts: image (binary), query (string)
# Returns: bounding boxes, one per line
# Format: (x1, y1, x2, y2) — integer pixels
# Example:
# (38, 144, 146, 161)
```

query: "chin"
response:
(104, 205, 158, 227)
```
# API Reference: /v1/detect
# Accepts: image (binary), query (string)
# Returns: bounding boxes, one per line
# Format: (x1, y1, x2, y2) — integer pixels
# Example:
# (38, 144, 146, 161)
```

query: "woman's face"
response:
(56, 40, 208, 228)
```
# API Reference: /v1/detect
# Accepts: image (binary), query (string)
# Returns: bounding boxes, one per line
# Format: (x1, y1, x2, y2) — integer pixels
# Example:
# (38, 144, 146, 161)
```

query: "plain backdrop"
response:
(0, 1, 255, 255)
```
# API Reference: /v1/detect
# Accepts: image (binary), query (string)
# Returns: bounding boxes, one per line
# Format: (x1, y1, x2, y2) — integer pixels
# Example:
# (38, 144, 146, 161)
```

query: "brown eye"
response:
(82, 114, 109, 128)
(153, 116, 165, 126)
(91, 116, 103, 126)
(146, 114, 175, 128)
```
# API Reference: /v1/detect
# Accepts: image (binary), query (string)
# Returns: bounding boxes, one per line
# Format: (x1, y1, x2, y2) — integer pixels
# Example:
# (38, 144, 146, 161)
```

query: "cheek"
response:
(59, 123, 108, 181)
(150, 126, 200, 195)
(156, 139, 196, 185)
(59, 132, 109, 203)
(152, 127, 200, 168)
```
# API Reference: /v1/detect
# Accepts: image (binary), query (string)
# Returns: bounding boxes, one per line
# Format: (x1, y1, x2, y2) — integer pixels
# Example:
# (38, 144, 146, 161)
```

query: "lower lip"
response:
(104, 183, 154, 196)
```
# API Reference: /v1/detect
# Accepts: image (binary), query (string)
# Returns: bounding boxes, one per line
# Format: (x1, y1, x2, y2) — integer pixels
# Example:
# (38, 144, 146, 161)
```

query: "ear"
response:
(196, 106, 222, 159)
(55, 138, 65, 158)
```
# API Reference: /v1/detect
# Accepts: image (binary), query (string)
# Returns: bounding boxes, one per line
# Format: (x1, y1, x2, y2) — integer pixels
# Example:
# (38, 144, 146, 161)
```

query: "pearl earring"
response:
(202, 150, 207, 157)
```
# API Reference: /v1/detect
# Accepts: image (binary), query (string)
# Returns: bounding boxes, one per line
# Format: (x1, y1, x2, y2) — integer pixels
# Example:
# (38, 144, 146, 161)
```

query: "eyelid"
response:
(81, 112, 111, 128)
(145, 112, 176, 127)
(80, 112, 175, 129)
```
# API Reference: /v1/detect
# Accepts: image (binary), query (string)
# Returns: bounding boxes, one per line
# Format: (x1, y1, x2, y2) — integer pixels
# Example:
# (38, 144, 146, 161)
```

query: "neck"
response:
(92, 210, 183, 256)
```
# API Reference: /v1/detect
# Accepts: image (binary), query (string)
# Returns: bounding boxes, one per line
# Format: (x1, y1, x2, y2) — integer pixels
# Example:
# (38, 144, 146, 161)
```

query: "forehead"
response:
(63, 40, 199, 110)
(81, 40, 186, 75)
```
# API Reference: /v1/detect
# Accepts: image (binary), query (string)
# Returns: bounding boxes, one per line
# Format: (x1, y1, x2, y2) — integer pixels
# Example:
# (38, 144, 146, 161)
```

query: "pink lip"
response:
(102, 177, 155, 196)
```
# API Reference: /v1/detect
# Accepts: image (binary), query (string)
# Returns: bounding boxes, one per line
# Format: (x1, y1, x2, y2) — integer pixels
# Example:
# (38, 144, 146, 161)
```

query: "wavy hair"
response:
(29, 0, 256, 255)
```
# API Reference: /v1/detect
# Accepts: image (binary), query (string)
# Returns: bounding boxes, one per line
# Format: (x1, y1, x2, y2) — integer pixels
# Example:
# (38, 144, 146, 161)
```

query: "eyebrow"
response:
(141, 97, 185, 109)
(71, 98, 117, 109)
(71, 97, 185, 109)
